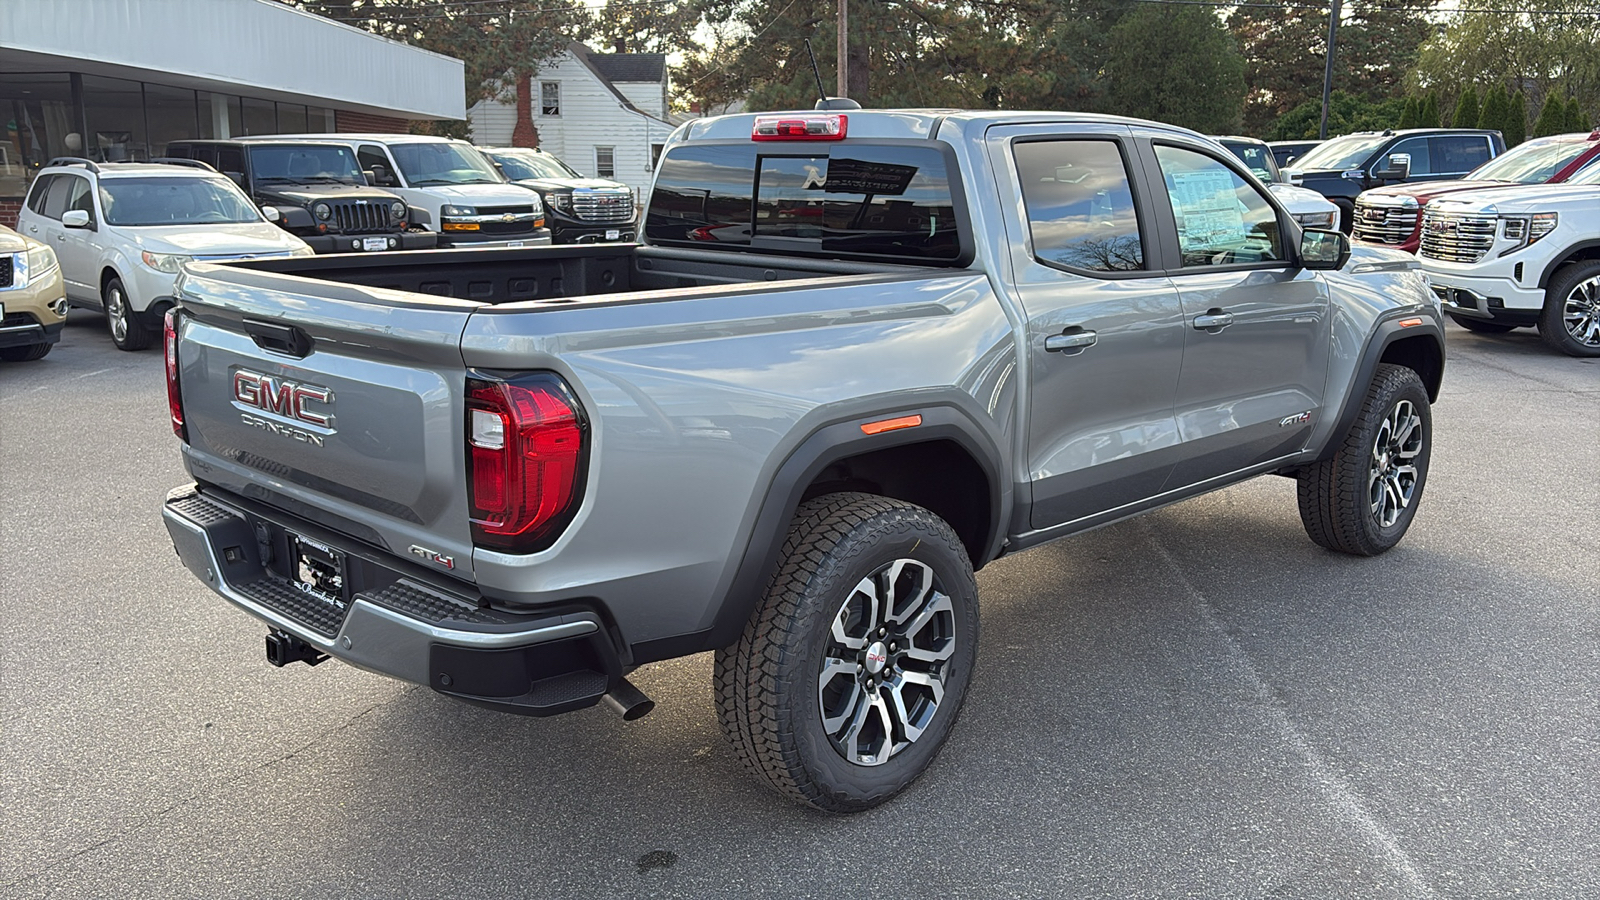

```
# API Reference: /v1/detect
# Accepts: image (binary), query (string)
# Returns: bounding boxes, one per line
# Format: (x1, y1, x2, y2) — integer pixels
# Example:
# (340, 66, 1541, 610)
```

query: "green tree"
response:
(1420, 91, 1441, 128)
(1478, 83, 1510, 137)
(1532, 93, 1567, 137)
(1104, 3, 1245, 132)
(1568, 96, 1591, 132)
(1398, 96, 1420, 129)
(1506, 92, 1528, 145)
(1451, 86, 1481, 128)
(1267, 92, 1405, 141)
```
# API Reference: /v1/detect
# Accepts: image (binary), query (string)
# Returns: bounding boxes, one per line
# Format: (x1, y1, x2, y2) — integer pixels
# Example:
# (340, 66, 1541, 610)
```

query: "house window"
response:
(541, 81, 560, 117)
(596, 146, 615, 178)
(651, 144, 665, 169)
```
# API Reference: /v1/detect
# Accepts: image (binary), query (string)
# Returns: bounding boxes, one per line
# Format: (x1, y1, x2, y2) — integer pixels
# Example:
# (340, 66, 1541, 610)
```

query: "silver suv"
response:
(14, 158, 311, 350)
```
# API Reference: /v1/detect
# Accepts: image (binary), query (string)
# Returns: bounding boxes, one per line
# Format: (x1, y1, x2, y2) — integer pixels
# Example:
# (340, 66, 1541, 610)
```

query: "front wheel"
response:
(715, 493, 979, 812)
(1297, 364, 1432, 556)
(0, 342, 53, 362)
(1539, 261, 1600, 357)
(103, 276, 153, 351)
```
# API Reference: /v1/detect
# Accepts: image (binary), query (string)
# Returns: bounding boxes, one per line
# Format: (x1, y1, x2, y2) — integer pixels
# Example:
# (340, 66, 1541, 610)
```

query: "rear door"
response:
(986, 123, 1186, 528)
(1142, 138, 1331, 487)
(175, 264, 482, 578)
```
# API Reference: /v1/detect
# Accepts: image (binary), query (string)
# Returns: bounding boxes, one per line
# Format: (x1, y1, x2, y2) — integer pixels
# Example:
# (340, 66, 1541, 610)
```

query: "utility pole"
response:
(1319, 0, 1342, 140)
(837, 0, 849, 98)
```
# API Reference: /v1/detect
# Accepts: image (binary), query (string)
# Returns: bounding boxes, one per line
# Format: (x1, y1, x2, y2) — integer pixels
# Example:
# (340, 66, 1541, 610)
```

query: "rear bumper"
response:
(163, 485, 622, 716)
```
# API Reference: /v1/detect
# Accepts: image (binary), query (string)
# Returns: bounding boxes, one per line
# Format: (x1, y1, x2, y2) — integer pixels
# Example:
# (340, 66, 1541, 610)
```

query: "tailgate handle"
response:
(244, 319, 313, 358)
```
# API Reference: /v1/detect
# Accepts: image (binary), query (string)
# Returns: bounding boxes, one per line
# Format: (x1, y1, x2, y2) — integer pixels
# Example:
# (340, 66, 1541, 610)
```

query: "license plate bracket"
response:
(287, 532, 347, 605)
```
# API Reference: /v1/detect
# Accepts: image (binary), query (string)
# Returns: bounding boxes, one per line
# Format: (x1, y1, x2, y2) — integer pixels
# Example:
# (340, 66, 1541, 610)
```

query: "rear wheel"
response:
(1297, 364, 1431, 556)
(1538, 262, 1600, 357)
(0, 342, 52, 362)
(714, 493, 979, 812)
(103, 276, 152, 351)
(1448, 314, 1517, 335)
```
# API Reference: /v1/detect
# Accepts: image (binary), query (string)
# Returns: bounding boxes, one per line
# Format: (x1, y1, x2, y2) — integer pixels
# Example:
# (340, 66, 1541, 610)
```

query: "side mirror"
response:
(1299, 229, 1350, 271)
(369, 164, 396, 187)
(61, 209, 91, 229)
(260, 206, 280, 222)
(1281, 168, 1305, 186)
(1374, 152, 1411, 181)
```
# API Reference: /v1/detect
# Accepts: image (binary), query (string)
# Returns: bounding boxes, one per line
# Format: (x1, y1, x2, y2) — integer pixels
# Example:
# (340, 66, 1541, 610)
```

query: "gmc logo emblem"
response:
(233, 369, 334, 428)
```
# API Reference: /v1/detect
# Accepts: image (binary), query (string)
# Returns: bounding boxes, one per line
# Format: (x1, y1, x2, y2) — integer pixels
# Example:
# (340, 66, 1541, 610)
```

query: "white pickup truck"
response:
(1419, 163, 1600, 356)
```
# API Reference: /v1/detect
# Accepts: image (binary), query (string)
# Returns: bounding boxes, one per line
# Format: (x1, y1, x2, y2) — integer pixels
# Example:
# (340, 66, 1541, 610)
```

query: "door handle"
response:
(1193, 309, 1234, 332)
(1045, 328, 1097, 353)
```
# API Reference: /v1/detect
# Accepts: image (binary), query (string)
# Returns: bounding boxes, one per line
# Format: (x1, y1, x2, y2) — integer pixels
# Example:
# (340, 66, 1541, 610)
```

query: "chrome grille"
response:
(1419, 212, 1497, 263)
(331, 200, 393, 234)
(0, 255, 13, 289)
(1352, 200, 1419, 245)
(572, 189, 634, 223)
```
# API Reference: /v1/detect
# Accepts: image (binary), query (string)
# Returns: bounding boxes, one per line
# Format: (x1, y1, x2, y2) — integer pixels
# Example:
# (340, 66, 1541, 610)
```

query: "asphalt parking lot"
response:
(3, 311, 1597, 899)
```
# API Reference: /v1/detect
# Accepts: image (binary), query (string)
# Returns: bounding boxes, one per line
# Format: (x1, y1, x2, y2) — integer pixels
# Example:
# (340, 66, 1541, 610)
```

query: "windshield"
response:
(489, 150, 580, 181)
(1566, 159, 1600, 185)
(1469, 139, 1593, 183)
(1220, 141, 1278, 183)
(389, 142, 502, 186)
(248, 144, 364, 184)
(1292, 134, 1392, 171)
(99, 176, 262, 226)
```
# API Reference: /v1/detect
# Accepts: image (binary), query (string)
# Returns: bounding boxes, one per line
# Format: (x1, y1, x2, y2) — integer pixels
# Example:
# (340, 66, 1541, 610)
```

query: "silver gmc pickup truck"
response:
(162, 109, 1444, 812)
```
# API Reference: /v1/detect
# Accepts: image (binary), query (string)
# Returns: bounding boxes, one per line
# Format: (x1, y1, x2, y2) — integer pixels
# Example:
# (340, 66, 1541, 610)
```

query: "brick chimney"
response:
(512, 73, 540, 147)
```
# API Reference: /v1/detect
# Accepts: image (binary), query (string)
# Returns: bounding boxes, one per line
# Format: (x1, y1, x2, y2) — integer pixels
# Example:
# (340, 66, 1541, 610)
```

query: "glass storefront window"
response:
(306, 106, 334, 133)
(277, 103, 308, 134)
(145, 83, 198, 157)
(82, 75, 148, 162)
(242, 96, 276, 136)
(1, 73, 74, 199)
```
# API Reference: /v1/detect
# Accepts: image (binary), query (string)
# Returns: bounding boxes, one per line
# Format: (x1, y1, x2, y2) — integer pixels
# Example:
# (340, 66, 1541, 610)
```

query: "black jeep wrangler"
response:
(164, 139, 437, 253)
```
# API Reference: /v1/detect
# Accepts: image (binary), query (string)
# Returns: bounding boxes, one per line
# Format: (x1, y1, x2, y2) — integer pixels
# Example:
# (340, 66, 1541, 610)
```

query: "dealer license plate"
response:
(362, 237, 388, 251)
(506, 241, 526, 248)
(606, 230, 620, 240)
(287, 532, 347, 606)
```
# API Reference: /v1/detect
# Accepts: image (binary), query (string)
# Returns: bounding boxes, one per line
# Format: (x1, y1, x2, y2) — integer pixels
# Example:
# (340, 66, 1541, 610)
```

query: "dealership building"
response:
(0, 0, 464, 226)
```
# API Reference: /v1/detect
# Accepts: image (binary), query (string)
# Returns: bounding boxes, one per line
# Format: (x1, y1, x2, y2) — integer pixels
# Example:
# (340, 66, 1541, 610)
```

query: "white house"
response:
(469, 43, 682, 196)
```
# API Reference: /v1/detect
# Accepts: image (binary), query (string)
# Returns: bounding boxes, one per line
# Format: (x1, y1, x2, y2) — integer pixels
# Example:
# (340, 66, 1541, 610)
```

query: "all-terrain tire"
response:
(714, 492, 979, 813)
(1297, 364, 1431, 556)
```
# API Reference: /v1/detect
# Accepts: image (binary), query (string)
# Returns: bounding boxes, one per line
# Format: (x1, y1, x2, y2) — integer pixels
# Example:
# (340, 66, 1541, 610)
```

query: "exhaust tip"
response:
(603, 677, 655, 721)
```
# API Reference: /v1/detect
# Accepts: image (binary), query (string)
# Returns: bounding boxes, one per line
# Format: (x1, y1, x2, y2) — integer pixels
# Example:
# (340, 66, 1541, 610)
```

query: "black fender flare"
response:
(1314, 315, 1444, 464)
(629, 397, 1009, 664)
(1536, 240, 1600, 289)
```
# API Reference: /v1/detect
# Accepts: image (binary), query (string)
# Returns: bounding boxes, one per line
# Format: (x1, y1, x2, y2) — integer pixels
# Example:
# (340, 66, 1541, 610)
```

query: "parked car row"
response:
(1, 135, 638, 357)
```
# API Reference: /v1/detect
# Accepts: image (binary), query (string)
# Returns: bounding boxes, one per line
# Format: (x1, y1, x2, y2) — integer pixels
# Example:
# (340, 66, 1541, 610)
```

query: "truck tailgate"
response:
(173, 263, 481, 579)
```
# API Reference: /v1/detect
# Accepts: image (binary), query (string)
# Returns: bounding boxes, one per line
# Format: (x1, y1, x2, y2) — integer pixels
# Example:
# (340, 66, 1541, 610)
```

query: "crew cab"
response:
(1418, 160, 1600, 356)
(1353, 130, 1600, 253)
(1293, 129, 1505, 232)
(273, 134, 552, 249)
(161, 109, 1444, 812)
(164, 139, 438, 254)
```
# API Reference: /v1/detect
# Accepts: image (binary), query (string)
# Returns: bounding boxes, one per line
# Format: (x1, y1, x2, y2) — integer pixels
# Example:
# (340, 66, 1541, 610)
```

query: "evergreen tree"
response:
(1399, 96, 1419, 129)
(1568, 97, 1590, 133)
(1478, 84, 1510, 138)
(1420, 92, 1441, 128)
(1532, 93, 1566, 137)
(1506, 93, 1528, 146)
(1104, 3, 1246, 133)
(1451, 87, 1481, 128)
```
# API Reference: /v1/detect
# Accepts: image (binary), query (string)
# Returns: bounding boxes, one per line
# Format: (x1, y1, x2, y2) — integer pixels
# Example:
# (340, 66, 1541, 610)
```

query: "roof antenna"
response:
(804, 38, 861, 111)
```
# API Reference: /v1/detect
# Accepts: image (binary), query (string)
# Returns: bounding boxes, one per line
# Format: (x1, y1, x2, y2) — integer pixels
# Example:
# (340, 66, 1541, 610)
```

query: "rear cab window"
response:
(646, 141, 969, 264)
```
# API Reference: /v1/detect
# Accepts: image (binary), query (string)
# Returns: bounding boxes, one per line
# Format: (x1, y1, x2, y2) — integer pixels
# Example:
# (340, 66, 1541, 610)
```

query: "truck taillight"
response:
(752, 114, 847, 141)
(164, 308, 186, 442)
(465, 374, 586, 553)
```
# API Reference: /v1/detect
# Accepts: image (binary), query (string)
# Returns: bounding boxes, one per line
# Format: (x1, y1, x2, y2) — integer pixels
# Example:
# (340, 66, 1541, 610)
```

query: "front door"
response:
(987, 125, 1187, 529)
(1144, 141, 1331, 487)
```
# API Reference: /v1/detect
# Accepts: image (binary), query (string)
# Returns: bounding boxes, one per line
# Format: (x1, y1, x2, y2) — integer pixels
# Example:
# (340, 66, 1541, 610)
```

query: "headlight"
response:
(140, 251, 192, 274)
(548, 192, 573, 212)
(390, 200, 407, 221)
(24, 245, 60, 283)
(441, 205, 476, 217)
(312, 202, 332, 221)
(1498, 212, 1557, 255)
(1295, 210, 1339, 230)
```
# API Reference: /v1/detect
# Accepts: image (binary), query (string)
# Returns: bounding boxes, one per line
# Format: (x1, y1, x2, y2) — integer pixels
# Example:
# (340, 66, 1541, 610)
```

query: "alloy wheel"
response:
(818, 558, 956, 767)
(1560, 275, 1600, 347)
(107, 286, 128, 343)
(1368, 399, 1424, 528)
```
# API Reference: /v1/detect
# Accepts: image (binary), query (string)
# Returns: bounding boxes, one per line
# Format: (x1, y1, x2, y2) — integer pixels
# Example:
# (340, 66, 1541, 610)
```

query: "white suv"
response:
(15, 158, 311, 350)
(273, 134, 551, 249)
(1418, 162, 1600, 357)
